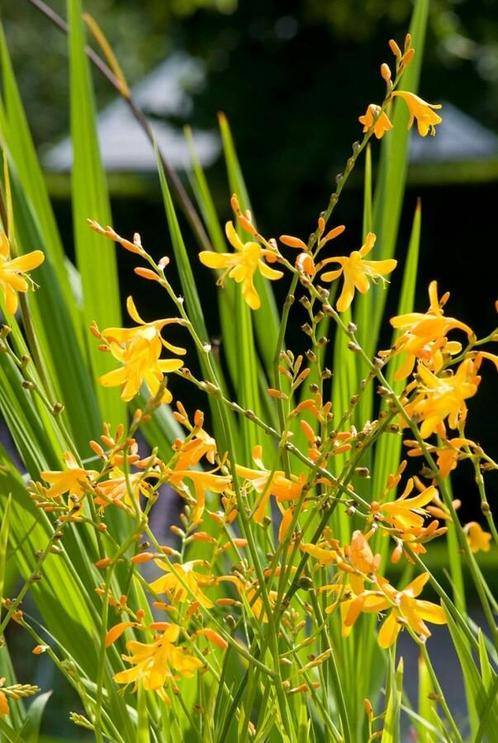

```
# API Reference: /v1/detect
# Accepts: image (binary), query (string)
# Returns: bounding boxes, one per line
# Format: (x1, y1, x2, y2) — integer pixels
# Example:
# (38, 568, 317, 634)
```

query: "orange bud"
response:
(89, 440, 105, 458)
(95, 557, 113, 569)
(294, 368, 311, 386)
(216, 598, 241, 607)
(149, 621, 171, 631)
(232, 538, 248, 548)
(323, 224, 346, 243)
(267, 388, 288, 400)
(238, 215, 257, 235)
(279, 234, 308, 250)
(130, 552, 155, 564)
(196, 628, 228, 650)
(389, 39, 402, 58)
(230, 193, 241, 213)
(299, 419, 316, 443)
(32, 644, 48, 655)
(194, 409, 204, 428)
(296, 252, 315, 276)
(380, 62, 391, 82)
(134, 267, 160, 282)
(401, 48, 415, 67)
(190, 532, 216, 543)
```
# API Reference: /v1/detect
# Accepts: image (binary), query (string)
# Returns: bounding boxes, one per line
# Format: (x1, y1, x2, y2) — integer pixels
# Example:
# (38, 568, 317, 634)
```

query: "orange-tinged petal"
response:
(105, 621, 136, 647)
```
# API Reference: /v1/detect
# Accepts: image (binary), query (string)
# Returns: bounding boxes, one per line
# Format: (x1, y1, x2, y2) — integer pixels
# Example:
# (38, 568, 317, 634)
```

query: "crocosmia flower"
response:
(320, 232, 397, 312)
(392, 91, 442, 136)
(0, 231, 44, 315)
(358, 103, 393, 139)
(199, 221, 283, 310)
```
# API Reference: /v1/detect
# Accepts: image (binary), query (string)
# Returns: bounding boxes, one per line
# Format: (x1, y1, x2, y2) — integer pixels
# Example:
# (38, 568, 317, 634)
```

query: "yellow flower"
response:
(358, 104, 393, 139)
(389, 281, 473, 379)
(164, 434, 232, 524)
(372, 478, 437, 532)
(320, 232, 397, 312)
(237, 445, 305, 523)
(404, 358, 480, 438)
(405, 436, 477, 477)
(345, 573, 446, 647)
(113, 624, 203, 700)
(199, 221, 283, 310)
(94, 468, 159, 510)
(375, 574, 446, 647)
(0, 231, 44, 315)
(149, 560, 215, 608)
(392, 91, 442, 136)
(40, 452, 98, 499)
(98, 297, 185, 403)
(464, 522, 492, 554)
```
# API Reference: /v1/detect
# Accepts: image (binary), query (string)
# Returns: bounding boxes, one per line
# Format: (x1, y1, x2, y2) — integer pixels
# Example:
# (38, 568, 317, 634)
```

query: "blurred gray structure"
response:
(44, 53, 220, 174)
(409, 100, 498, 164)
(44, 55, 498, 184)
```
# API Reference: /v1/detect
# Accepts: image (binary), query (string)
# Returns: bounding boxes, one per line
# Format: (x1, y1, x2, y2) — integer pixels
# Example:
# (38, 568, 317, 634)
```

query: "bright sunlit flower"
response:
(392, 91, 442, 136)
(374, 573, 446, 647)
(199, 221, 283, 310)
(0, 231, 45, 315)
(404, 358, 480, 438)
(389, 281, 473, 379)
(345, 573, 446, 647)
(97, 297, 185, 403)
(320, 232, 397, 312)
(464, 522, 492, 554)
(358, 104, 393, 139)
(113, 624, 203, 701)
(372, 478, 437, 532)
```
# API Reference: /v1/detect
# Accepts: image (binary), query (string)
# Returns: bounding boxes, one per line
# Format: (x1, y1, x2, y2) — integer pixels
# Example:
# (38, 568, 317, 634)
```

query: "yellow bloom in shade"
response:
(113, 624, 203, 700)
(237, 445, 305, 523)
(199, 221, 283, 310)
(392, 91, 442, 136)
(40, 452, 98, 499)
(98, 297, 185, 403)
(404, 358, 480, 438)
(464, 522, 492, 554)
(0, 231, 44, 315)
(149, 560, 215, 608)
(358, 104, 393, 139)
(320, 232, 397, 312)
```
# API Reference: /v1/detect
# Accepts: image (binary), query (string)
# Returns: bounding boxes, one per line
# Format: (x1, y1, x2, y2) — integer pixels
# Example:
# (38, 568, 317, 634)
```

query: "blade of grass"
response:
(67, 0, 123, 428)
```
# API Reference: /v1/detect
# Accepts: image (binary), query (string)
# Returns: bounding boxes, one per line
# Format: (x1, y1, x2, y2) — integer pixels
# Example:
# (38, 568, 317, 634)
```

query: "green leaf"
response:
(381, 655, 403, 743)
(16, 691, 52, 743)
(67, 0, 123, 428)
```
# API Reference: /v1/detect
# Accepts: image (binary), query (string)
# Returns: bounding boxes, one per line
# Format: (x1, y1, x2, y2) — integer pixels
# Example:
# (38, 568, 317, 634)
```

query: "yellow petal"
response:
(225, 220, 244, 251)
(378, 611, 401, 648)
(199, 251, 232, 269)
(8, 250, 45, 272)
